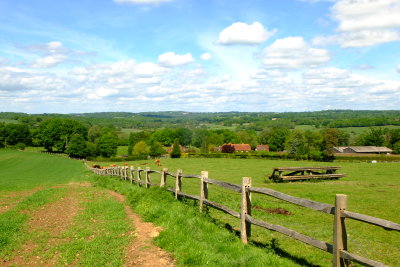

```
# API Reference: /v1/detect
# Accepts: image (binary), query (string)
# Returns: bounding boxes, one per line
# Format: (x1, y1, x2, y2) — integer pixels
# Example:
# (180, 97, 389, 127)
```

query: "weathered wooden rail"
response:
(86, 163, 399, 267)
(269, 166, 346, 182)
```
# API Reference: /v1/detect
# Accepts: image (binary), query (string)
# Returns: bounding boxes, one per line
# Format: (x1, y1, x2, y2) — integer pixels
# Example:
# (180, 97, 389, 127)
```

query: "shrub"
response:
(170, 138, 181, 158)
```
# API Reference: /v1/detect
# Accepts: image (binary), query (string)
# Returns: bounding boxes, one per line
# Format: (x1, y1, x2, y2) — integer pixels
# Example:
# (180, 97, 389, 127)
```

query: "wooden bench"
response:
(269, 167, 345, 182)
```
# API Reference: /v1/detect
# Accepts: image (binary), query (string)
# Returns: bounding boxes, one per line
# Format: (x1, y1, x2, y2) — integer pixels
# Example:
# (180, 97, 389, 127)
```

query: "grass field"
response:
(0, 150, 132, 266)
(93, 157, 400, 266)
(0, 150, 305, 266)
(1, 149, 399, 266)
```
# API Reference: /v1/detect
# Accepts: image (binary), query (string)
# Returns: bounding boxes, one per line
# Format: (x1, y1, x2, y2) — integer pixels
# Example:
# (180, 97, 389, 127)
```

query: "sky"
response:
(0, 0, 399, 114)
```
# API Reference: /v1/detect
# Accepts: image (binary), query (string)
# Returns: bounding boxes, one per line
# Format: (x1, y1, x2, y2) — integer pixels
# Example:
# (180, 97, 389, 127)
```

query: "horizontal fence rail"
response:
(86, 163, 399, 267)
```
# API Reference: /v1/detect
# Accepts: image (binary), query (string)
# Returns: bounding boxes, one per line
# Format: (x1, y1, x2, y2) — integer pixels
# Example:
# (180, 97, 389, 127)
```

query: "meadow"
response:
(1, 149, 399, 266)
(93, 157, 400, 266)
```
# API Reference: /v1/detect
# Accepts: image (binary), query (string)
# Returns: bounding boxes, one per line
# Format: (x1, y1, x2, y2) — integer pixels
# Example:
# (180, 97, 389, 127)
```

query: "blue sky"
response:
(0, 0, 399, 113)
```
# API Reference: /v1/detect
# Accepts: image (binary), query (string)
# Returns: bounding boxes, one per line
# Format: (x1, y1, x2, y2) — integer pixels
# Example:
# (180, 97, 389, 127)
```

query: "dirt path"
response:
(1, 183, 175, 267)
(108, 190, 175, 267)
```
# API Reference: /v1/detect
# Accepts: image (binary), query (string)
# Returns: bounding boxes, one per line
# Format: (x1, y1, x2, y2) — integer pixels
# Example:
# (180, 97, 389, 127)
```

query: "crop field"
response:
(1, 150, 399, 266)
(93, 157, 400, 266)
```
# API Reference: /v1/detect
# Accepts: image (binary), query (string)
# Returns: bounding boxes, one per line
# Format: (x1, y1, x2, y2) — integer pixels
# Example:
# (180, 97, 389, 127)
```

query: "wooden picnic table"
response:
(269, 166, 345, 182)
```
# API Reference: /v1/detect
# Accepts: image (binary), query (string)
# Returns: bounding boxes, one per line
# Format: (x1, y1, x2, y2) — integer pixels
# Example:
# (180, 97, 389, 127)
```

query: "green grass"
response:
(0, 150, 86, 192)
(117, 146, 129, 156)
(92, 175, 301, 266)
(55, 188, 131, 266)
(0, 187, 67, 258)
(93, 157, 400, 266)
(0, 150, 133, 266)
(2, 150, 399, 266)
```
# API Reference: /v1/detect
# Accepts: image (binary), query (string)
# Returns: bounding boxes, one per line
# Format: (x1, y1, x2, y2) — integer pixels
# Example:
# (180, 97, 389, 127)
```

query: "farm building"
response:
(255, 145, 270, 151)
(333, 146, 392, 154)
(231, 144, 251, 152)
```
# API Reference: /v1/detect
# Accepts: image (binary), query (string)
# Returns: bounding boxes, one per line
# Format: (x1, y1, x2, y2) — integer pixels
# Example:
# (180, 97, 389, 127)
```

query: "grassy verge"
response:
(92, 174, 304, 266)
(91, 157, 400, 266)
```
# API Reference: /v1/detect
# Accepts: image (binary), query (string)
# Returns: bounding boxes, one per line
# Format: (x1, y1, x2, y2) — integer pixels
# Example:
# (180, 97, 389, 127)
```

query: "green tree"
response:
(127, 131, 152, 156)
(4, 123, 31, 146)
(34, 119, 88, 152)
(96, 133, 118, 158)
(175, 128, 193, 146)
(360, 127, 385, 146)
(150, 129, 177, 146)
(133, 141, 149, 157)
(88, 126, 102, 142)
(149, 141, 165, 157)
(260, 127, 289, 152)
(66, 134, 88, 158)
(285, 130, 307, 158)
(170, 138, 181, 158)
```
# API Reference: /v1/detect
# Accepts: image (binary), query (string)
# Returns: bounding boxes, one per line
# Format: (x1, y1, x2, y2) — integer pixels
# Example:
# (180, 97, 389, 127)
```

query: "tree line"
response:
(2, 117, 399, 160)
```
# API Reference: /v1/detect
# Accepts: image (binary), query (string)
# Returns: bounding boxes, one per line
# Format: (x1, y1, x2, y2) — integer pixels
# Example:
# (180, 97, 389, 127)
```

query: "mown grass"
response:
(0, 150, 132, 266)
(2, 150, 399, 266)
(92, 174, 301, 266)
(0, 150, 86, 192)
(93, 157, 400, 266)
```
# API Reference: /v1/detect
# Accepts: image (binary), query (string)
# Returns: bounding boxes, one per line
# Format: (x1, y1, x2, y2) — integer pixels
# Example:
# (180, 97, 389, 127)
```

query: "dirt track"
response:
(0, 183, 175, 267)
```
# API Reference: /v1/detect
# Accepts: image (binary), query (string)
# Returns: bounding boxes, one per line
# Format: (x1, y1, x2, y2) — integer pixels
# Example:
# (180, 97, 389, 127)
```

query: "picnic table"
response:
(269, 166, 345, 182)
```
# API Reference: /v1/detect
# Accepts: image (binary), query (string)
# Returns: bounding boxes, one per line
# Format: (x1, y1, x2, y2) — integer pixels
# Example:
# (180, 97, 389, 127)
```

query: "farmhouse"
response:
(231, 144, 251, 152)
(334, 146, 392, 154)
(255, 145, 270, 151)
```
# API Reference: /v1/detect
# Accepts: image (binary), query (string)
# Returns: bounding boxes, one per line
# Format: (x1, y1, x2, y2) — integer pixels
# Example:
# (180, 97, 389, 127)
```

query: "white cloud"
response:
(135, 62, 168, 76)
(158, 52, 194, 67)
(217, 22, 276, 45)
(333, 0, 400, 32)
(314, 0, 400, 47)
(262, 37, 330, 69)
(397, 64, 400, 73)
(113, 0, 171, 4)
(31, 55, 67, 68)
(201, 53, 212, 61)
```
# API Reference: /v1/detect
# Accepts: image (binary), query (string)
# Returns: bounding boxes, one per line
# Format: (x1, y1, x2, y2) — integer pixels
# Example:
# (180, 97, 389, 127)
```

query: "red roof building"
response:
(231, 144, 252, 152)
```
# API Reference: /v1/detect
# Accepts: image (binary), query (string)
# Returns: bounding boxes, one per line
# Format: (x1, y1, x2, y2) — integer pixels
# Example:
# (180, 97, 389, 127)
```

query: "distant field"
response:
(93, 157, 400, 266)
(0, 119, 19, 124)
(295, 124, 400, 134)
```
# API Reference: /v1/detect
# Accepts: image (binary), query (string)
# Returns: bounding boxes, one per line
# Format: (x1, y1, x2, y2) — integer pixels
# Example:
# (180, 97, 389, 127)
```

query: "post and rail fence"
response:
(86, 163, 400, 267)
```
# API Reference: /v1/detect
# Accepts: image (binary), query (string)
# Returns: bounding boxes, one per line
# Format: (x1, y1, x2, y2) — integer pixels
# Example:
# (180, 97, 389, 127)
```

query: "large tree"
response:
(96, 133, 118, 158)
(3, 123, 31, 146)
(34, 119, 88, 152)
(66, 134, 88, 158)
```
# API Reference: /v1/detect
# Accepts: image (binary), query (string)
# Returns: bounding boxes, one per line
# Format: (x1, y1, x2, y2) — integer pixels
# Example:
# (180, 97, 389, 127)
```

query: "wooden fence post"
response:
(333, 194, 349, 267)
(160, 168, 168, 187)
(145, 167, 151, 189)
(241, 177, 252, 244)
(200, 171, 209, 213)
(175, 169, 182, 199)
(130, 166, 134, 184)
(137, 167, 142, 186)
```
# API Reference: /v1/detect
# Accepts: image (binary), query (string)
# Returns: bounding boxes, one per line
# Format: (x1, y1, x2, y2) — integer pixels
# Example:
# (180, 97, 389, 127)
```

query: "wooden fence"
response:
(86, 164, 400, 267)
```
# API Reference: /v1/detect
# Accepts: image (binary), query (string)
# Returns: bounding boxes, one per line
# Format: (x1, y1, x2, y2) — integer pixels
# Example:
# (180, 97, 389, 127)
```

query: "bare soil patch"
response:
(108, 190, 175, 267)
(0, 187, 44, 214)
(253, 205, 293, 215)
(2, 184, 84, 266)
